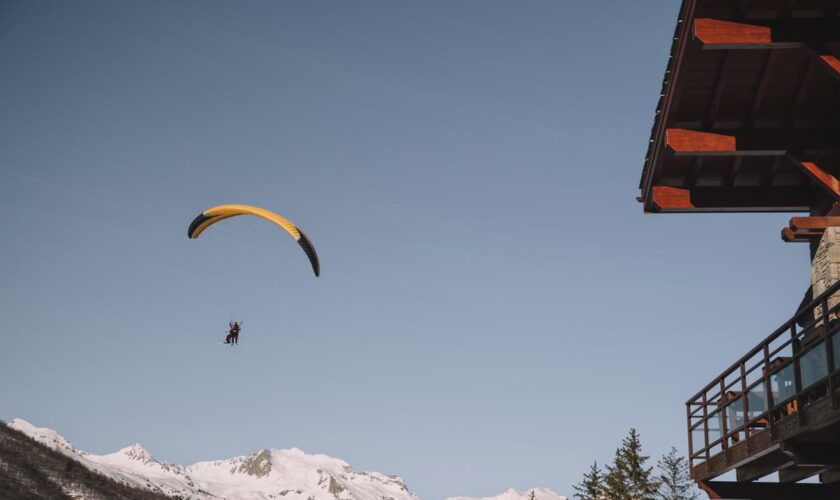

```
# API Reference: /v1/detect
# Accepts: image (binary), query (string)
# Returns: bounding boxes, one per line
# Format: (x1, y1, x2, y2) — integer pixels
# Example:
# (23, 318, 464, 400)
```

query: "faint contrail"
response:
(0, 167, 240, 235)
(0, 167, 139, 215)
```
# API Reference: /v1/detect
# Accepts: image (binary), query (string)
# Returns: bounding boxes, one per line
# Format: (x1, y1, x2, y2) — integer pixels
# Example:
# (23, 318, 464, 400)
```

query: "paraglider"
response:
(188, 204, 320, 346)
(187, 204, 320, 277)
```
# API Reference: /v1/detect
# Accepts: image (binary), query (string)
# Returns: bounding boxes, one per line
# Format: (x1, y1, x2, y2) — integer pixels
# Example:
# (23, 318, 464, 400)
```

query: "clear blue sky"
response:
(0, 1, 811, 498)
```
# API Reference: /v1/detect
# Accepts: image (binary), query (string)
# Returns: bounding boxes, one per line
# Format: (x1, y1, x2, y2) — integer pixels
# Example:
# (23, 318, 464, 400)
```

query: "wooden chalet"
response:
(638, 1, 840, 498)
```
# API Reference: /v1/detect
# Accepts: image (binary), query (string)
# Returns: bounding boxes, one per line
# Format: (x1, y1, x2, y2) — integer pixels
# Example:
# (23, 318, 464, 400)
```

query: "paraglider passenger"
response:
(226, 321, 240, 345)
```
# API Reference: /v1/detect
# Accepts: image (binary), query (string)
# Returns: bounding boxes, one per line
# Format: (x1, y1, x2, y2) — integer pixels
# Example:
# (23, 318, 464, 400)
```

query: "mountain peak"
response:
(118, 443, 156, 463)
(7, 418, 75, 455)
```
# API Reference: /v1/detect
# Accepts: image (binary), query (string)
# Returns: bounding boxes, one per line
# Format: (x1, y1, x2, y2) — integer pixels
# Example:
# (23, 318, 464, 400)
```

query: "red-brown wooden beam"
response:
(651, 185, 811, 213)
(811, 44, 840, 83)
(789, 217, 840, 231)
(694, 18, 840, 83)
(651, 186, 693, 210)
(781, 227, 798, 243)
(694, 18, 840, 49)
(666, 129, 736, 155)
(789, 156, 840, 200)
(694, 19, 772, 48)
(665, 129, 838, 156)
(782, 230, 817, 242)
(779, 194, 840, 245)
(693, 18, 840, 82)
(782, 227, 824, 243)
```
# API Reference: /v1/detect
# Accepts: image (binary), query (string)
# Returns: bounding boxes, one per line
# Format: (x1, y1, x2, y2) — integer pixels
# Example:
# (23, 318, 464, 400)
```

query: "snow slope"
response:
(445, 487, 567, 500)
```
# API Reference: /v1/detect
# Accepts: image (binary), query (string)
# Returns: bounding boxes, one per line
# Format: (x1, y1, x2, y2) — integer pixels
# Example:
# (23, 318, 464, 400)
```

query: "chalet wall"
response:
(812, 227, 840, 320)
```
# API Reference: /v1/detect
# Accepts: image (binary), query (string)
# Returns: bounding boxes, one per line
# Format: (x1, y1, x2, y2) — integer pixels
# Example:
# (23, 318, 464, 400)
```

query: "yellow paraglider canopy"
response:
(188, 204, 319, 277)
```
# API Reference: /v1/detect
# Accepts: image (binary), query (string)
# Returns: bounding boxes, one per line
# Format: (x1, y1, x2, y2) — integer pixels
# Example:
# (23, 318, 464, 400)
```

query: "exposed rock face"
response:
(234, 448, 273, 478)
(328, 476, 345, 495)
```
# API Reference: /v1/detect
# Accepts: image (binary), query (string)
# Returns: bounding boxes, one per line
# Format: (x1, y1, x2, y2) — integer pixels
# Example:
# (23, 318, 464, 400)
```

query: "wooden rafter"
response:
(792, 157, 840, 199)
(789, 217, 840, 231)
(748, 51, 777, 125)
(652, 186, 693, 210)
(651, 185, 810, 212)
(693, 17, 840, 82)
(685, 157, 704, 187)
(694, 19, 773, 48)
(810, 44, 840, 83)
(761, 156, 783, 187)
(781, 227, 821, 243)
(706, 52, 732, 126)
(727, 157, 744, 186)
(693, 18, 840, 49)
(665, 128, 838, 156)
(666, 129, 737, 155)
(789, 59, 816, 126)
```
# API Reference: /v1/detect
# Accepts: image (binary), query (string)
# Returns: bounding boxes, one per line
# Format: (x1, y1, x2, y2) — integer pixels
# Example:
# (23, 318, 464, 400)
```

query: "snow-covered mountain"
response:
(6, 418, 566, 500)
(445, 487, 567, 500)
(8, 418, 415, 500)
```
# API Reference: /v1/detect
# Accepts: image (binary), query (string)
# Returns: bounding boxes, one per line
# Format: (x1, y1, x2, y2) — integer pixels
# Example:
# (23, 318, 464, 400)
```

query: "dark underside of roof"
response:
(639, 0, 840, 213)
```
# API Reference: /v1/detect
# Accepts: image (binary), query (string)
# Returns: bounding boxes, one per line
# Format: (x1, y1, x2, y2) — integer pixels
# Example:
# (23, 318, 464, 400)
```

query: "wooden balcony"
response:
(687, 280, 840, 499)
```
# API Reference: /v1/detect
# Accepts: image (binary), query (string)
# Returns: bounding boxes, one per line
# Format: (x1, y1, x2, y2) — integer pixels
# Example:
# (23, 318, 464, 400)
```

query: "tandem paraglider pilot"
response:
(225, 321, 241, 345)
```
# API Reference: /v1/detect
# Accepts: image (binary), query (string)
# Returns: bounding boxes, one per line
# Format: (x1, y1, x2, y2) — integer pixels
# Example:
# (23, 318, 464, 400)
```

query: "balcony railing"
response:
(686, 279, 840, 471)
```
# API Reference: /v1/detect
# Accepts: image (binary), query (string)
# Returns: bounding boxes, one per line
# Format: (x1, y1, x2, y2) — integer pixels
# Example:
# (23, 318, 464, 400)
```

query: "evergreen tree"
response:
(605, 447, 629, 499)
(656, 447, 697, 500)
(573, 461, 604, 500)
(605, 429, 659, 500)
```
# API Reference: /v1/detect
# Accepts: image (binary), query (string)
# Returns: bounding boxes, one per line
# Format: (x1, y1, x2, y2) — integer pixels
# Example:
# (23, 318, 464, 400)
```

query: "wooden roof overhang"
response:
(638, 0, 840, 215)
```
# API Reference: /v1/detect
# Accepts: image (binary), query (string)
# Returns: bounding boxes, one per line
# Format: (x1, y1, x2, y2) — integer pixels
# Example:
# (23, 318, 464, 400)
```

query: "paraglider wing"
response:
(187, 204, 320, 277)
(296, 230, 320, 277)
(187, 213, 236, 239)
